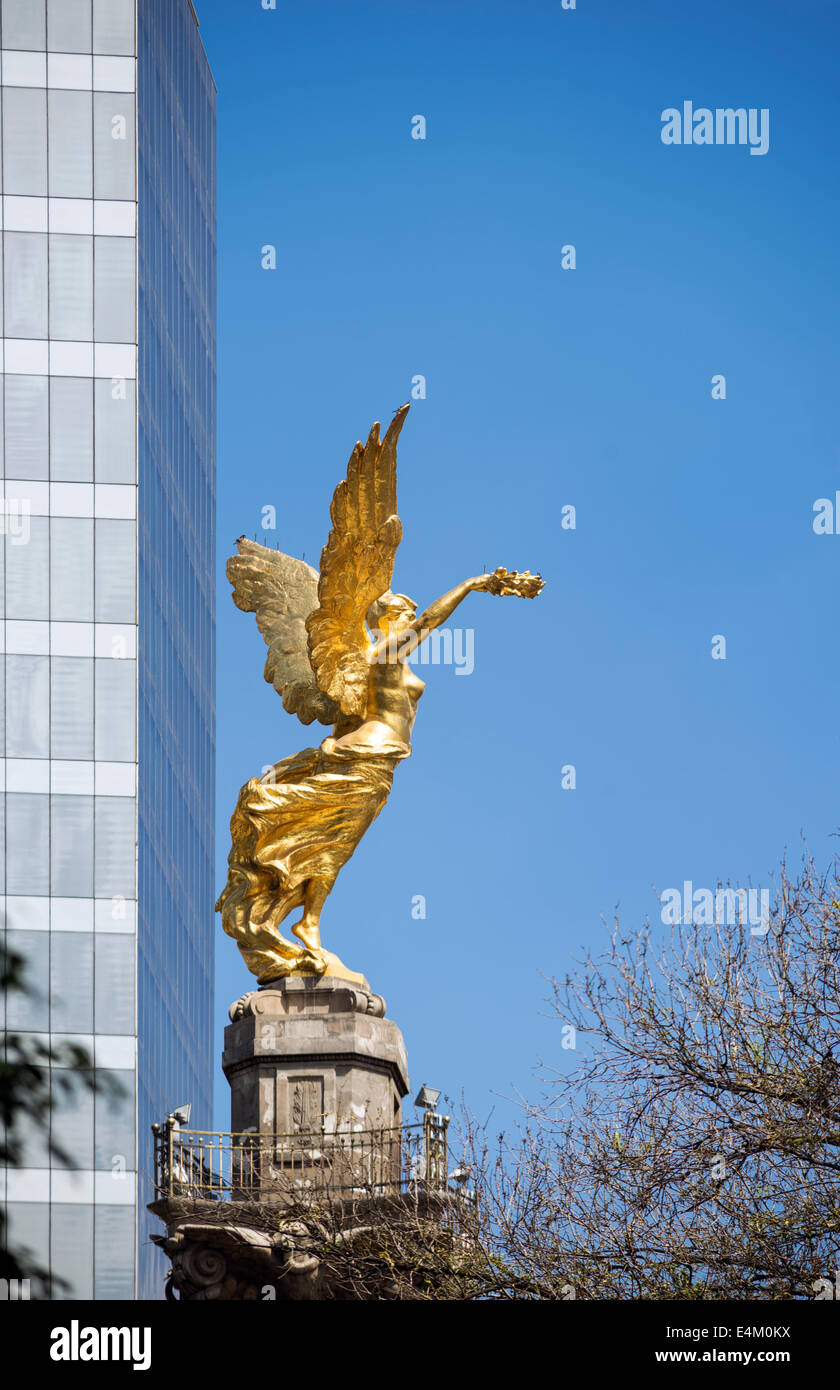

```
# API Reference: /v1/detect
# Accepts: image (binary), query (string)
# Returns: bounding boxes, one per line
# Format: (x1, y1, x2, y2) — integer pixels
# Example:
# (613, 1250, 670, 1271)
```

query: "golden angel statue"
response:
(216, 404, 544, 985)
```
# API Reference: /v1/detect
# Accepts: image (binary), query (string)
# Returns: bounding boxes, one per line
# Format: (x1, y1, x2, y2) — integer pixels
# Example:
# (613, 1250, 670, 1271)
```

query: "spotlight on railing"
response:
(413, 1084, 441, 1112)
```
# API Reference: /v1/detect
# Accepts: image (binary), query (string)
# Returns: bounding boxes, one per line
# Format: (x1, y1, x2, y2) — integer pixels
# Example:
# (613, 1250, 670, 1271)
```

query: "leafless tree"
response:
(454, 845, 840, 1299)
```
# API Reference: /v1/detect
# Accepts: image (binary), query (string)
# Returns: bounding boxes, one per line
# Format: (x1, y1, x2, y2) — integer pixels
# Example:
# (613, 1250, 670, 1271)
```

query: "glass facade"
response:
(0, 0, 215, 1301)
(136, 0, 216, 1302)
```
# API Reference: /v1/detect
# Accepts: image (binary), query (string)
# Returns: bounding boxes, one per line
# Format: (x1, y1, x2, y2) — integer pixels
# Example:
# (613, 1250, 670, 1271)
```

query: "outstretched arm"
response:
(396, 567, 544, 660)
(415, 576, 486, 634)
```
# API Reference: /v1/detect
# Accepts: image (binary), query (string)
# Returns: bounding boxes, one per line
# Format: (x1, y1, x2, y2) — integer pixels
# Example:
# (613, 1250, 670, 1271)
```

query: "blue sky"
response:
(194, 0, 840, 1127)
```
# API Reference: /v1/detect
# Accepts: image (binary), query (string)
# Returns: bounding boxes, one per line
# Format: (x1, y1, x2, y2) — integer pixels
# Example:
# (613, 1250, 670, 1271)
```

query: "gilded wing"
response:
(306, 405, 409, 717)
(226, 538, 339, 726)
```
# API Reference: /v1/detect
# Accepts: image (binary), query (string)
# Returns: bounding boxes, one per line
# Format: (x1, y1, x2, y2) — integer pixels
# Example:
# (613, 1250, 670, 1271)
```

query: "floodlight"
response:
(413, 1084, 441, 1111)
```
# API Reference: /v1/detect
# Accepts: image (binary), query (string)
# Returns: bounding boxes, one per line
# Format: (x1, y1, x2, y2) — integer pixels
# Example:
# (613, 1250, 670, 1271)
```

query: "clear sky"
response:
(192, 0, 840, 1129)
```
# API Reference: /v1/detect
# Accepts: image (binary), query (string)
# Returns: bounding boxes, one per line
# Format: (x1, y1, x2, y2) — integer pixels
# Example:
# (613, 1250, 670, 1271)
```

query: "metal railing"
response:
(152, 1116, 449, 1204)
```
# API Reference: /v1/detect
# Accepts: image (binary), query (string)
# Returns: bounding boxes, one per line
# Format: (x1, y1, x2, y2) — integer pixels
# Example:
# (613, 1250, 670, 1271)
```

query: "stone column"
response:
(222, 974, 409, 1141)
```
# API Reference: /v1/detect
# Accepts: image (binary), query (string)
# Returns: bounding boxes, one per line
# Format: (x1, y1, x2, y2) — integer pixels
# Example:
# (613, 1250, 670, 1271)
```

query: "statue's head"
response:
(367, 590, 417, 636)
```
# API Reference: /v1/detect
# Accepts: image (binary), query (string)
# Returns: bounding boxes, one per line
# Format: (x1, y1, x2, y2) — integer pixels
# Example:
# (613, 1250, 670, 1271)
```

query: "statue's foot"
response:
(318, 949, 368, 988)
(290, 918, 322, 952)
(252, 945, 326, 984)
(297, 947, 328, 976)
(250, 942, 367, 988)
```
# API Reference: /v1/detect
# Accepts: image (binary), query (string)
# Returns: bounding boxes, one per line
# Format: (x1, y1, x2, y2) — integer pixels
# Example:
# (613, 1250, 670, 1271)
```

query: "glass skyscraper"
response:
(0, 0, 215, 1300)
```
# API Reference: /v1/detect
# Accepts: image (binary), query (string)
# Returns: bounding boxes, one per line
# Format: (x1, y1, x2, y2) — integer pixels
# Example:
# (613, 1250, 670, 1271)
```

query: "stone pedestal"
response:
(149, 975, 459, 1300)
(222, 974, 409, 1139)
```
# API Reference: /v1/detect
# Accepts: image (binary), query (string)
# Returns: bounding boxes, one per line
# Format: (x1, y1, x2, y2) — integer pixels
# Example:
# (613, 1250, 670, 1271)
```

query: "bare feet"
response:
(291, 917, 322, 953)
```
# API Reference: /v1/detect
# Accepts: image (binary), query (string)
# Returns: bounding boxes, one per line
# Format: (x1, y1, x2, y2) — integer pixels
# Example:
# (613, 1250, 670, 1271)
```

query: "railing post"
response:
(166, 1115, 176, 1197)
(151, 1123, 160, 1193)
(423, 1112, 449, 1192)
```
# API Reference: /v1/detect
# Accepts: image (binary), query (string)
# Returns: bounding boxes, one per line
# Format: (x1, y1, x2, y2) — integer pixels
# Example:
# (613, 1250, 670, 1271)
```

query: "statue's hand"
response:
(476, 567, 545, 598)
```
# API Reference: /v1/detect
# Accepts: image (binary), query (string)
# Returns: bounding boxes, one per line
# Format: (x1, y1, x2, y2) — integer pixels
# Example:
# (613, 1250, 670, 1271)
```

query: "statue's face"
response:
(371, 592, 416, 635)
(382, 601, 416, 635)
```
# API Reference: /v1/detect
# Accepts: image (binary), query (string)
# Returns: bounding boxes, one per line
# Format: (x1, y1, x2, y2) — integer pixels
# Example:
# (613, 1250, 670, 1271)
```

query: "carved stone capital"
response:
(229, 981, 386, 1022)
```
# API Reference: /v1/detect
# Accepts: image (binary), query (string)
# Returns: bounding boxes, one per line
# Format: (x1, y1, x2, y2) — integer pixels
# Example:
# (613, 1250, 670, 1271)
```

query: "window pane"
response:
(94, 1206, 135, 1299)
(94, 797, 135, 898)
(5, 376, 49, 479)
(51, 795, 94, 896)
(2, 88, 47, 196)
(94, 933, 135, 1033)
(48, 89, 93, 199)
(4, 1205, 50, 1279)
(50, 377, 93, 481)
(4, 232, 48, 339)
(94, 377, 135, 482)
(13, 1103, 51, 1167)
(48, 0, 91, 53)
(94, 236, 135, 343)
(49, 234, 93, 341)
(6, 515, 48, 619)
(51, 656, 93, 759)
(5, 929, 49, 1029)
(2, 0, 46, 50)
(51, 1204, 93, 1300)
(6, 656, 49, 758)
(94, 1067, 134, 1170)
(92, 0, 133, 55)
(51, 1066, 94, 1170)
(94, 519, 134, 622)
(6, 796, 50, 895)
(51, 517, 93, 621)
(50, 931, 93, 1035)
(93, 92, 135, 201)
(94, 658, 135, 761)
